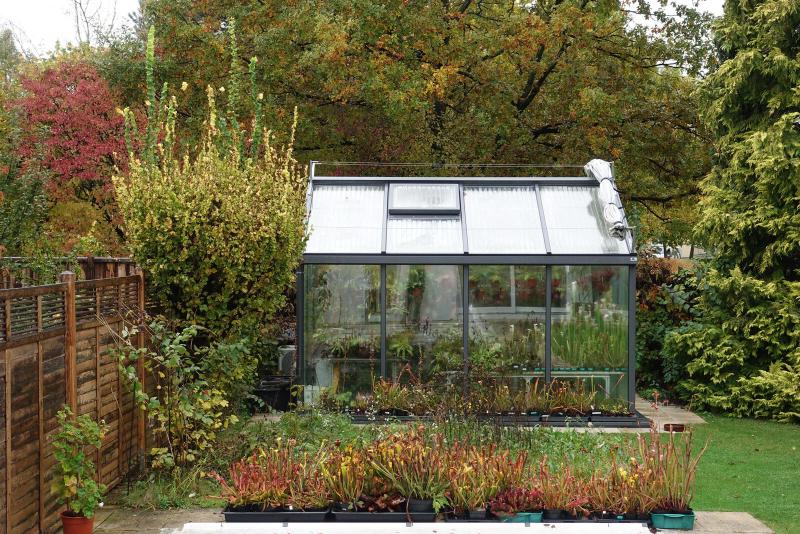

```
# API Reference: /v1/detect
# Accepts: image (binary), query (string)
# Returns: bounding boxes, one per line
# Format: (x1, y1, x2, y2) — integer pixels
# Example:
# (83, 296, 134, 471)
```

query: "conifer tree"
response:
(670, 0, 800, 421)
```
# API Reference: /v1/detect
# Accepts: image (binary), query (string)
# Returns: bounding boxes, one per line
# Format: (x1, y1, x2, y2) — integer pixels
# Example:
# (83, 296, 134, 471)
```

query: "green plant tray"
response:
(651, 511, 695, 530)
(502, 512, 543, 523)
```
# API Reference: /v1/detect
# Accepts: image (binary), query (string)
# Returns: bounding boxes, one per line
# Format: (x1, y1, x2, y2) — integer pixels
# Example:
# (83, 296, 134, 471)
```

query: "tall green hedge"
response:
(669, 0, 800, 421)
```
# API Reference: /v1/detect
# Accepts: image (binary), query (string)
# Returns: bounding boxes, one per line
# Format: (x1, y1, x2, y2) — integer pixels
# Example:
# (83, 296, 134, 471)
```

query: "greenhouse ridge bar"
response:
(296, 161, 638, 410)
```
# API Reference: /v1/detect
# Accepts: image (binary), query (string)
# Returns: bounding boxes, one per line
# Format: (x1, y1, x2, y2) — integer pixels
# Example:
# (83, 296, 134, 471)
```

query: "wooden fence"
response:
(1, 257, 137, 289)
(0, 270, 146, 533)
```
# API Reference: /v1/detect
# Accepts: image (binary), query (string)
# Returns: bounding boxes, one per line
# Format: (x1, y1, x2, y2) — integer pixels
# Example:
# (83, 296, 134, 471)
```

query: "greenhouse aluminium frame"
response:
(296, 161, 638, 409)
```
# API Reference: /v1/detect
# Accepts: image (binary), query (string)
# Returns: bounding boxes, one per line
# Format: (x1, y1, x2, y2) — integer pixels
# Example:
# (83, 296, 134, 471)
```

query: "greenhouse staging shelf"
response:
(343, 410, 651, 428)
(168, 522, 653, 533)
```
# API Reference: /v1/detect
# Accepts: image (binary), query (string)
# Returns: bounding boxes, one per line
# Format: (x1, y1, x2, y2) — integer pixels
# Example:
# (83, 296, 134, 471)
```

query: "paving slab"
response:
(94, 506, 222, 533)
(693, 512, 773, 534)
(636, 395, 706, 428)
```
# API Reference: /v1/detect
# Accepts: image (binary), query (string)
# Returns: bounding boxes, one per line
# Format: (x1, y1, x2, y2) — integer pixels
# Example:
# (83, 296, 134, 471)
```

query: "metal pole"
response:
(462, 265, 470, 392)
(295, 266, 304, 388)
(380, 265, 387, 378)
(545, 265, 552, 384)
(628, 264, 637, 411)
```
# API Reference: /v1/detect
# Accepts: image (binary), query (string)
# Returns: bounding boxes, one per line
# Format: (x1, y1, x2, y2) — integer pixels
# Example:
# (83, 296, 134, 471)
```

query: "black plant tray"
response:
(224, 509, 330, 522)
(547, 517, 650, 524)
(590, 412, 651, 428)
(331, 511, 436, 522)
(341, 411, 649, 428)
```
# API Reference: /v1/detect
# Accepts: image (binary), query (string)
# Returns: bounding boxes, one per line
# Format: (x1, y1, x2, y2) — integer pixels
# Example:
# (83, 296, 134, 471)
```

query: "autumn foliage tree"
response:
(127, 0, 714, 244)
(19, 60, 126, 206)
(14, 59, 129, 253)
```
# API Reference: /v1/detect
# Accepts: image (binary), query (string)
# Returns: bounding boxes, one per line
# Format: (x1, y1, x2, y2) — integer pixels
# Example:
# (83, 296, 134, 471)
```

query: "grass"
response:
(691, 414, 800, 534)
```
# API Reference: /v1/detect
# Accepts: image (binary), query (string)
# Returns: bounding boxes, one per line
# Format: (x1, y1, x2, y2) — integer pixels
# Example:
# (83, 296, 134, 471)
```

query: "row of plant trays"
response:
(223, 506, 694, 529)
(342, 410, 650, 428)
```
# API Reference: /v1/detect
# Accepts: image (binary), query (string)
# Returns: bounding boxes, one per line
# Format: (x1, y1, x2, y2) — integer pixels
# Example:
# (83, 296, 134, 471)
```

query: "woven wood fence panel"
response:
(0, 272, 146, 534)
(0, 257, 137, 289)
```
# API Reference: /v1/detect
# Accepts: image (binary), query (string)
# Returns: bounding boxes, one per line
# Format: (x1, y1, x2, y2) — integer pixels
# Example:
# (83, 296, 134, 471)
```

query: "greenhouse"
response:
(297, 160, 637, 410)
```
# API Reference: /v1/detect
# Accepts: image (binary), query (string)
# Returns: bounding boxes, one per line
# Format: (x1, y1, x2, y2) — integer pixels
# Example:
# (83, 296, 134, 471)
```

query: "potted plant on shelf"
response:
(488, 486, 544, 523)
(369, 429, 447, 519)
(646, 429, 707, 530)
(322, 446, 370, 514)
(538, 459, 589, 521)
(52, 407, 108, 534)
(214, 444, 331, 522)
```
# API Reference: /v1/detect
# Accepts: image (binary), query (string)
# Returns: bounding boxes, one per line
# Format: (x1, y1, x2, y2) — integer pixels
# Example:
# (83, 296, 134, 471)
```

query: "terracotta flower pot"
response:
(61, 511, 94, 534)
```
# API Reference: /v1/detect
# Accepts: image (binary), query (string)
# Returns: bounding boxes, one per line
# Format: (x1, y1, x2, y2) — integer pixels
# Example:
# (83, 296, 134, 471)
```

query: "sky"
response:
(1, 0, 141, 56)
(1, 0, 725, 57)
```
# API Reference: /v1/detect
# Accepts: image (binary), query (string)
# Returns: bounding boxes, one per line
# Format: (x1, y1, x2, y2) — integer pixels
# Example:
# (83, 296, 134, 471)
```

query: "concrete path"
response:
(635, 395, 706, 430)
(92, 507, 773, 534)
(94, 507, 222, 533)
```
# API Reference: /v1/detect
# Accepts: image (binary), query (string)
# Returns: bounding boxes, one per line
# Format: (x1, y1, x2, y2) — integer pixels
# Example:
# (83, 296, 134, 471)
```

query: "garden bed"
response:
(212, 422, 703, 530)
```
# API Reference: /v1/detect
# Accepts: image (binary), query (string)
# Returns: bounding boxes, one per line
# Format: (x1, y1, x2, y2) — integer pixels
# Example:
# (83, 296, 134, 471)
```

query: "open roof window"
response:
(388, 183, 460, 214)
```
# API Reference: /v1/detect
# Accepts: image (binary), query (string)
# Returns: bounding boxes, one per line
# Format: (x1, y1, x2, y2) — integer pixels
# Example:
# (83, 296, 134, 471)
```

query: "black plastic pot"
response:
(224, 506, 330, 523)
(331, 511, 436, 522)
(542, 509, 564, 521)
(252, 375, 292, 412)
(467, 509, 488, 520)
(407, 498, 434, 513)
(623, 512, 650, 522)
(589, 511, 614, 521)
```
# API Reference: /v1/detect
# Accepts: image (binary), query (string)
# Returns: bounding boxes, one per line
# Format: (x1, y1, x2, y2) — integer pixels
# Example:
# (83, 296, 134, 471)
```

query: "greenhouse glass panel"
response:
(305, 185, 384, 253)
(386, 265, 463, 383)
(468, 265, 545, 392)
(463, 186, 546, 254)
(303, 264, 380, 404)
(386, 216, 463, 253)
(550, 265, 628, 401)
(539, 186, 628, 254)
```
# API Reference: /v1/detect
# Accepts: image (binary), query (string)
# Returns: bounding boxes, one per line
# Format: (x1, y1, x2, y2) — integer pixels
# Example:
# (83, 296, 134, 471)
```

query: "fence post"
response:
(135, 268, 146, 466)
(60, 271, 78, 415)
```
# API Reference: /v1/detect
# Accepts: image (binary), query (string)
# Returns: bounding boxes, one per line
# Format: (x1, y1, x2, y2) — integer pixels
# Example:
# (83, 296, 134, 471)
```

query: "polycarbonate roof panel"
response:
(463, 186, 545, 254)
(539, 186, 629, 254)
(305, 184, 384, 253)
(389, 183, 460, 212)
(386, 216, 463, 253)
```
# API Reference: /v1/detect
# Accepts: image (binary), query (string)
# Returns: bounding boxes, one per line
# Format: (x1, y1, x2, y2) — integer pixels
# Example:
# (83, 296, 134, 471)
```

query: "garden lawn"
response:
(691, 414, 800, 534)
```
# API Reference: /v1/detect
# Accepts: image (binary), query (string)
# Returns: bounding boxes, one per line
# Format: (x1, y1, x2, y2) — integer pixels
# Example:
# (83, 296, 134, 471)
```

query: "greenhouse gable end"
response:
(297, 160, 637, 409)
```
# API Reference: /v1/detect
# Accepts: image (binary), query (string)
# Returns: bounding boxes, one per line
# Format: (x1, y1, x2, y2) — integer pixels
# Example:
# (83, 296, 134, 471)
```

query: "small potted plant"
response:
(52, 407, 108, 534)
(647, 430, 707, 530)
(488, 487, 543, 523)
(369, 430, 447, 520)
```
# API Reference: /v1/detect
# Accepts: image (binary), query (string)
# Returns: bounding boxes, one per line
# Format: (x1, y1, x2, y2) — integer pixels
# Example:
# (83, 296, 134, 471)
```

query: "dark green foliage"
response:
(635, 258, 701, 395)
(670, 0, 800, 421)
(0, 165, 48, 256)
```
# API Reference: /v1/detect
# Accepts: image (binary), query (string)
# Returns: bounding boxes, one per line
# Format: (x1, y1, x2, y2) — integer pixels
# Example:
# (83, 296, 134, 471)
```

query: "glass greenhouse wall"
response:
(298, 162, 637, 408)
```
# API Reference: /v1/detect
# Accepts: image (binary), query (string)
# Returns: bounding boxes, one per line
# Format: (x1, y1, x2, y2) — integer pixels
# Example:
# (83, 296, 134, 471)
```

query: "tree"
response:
(18, 60, 126, 203)
(17, 59, 128, 253)
(115, 29, 308, 336)
(668, 0, 800, 421)
(0, 29, 48, 256)
(119, 0, 714, 244)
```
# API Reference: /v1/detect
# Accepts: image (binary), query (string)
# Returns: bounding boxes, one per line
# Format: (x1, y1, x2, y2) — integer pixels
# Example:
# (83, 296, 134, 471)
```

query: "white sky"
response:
(1, 0, 725, 57)
(1, 0, 141, 56)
